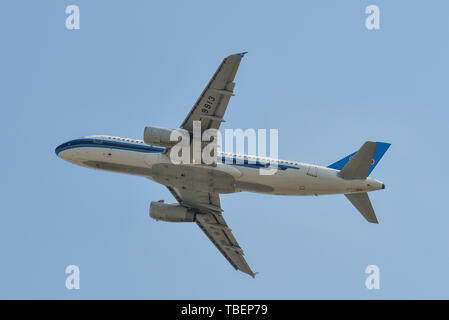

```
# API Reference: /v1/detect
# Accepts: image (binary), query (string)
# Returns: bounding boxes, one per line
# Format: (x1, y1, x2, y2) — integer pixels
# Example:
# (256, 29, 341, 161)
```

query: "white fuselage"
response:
(55, 135, 384, 196)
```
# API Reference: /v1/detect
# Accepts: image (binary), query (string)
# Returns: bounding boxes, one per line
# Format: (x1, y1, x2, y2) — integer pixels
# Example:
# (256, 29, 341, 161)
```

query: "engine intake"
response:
(149, 201, 195, 222)
(143, 126, 186, 148)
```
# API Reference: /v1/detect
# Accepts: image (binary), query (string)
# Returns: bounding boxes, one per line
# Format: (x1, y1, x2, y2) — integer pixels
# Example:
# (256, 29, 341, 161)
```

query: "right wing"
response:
(166, 186, 257, 277)
(196, 211, 256, 277)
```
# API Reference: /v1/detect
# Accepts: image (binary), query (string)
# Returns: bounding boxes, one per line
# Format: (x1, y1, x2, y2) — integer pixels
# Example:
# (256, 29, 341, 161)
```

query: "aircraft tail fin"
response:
(345, 192, 378, 224)
(328, 141, 391, 179)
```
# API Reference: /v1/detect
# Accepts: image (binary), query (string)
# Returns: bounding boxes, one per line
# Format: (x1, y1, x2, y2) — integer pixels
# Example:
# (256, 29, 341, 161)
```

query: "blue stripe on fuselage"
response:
(55, 139, 300, 171)
(55, 139, 165, 155)
(218, 156, 300, 171)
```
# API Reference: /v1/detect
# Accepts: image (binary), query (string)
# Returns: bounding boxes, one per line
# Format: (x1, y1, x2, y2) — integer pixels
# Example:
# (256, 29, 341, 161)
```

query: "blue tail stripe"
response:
(368, 142, 391, 175)
(327, 152, 356, 171)
(327, 142, 391, 176)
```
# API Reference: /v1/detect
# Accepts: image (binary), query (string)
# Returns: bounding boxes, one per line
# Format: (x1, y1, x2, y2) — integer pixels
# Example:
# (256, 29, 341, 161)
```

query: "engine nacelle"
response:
(149, 201, 195, 222)
(143, 126, 185, 148)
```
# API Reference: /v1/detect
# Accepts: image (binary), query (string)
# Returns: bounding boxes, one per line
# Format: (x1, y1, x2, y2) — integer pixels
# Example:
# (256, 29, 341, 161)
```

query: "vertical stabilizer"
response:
(339, 141, 376, 180)
(328, 142, 391, 177)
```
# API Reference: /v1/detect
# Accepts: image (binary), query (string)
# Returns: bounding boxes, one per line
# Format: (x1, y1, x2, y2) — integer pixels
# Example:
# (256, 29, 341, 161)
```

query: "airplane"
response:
(55, 52, 390, 278)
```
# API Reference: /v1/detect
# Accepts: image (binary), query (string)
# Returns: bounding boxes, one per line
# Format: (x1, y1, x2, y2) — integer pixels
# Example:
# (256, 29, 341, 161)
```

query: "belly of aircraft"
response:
(71, 147, 355, 196)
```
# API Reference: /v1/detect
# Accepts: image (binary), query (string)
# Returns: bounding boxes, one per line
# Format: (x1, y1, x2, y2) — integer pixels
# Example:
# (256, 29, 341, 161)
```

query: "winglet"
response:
(236, 51, 248, 57)
(250, 271, 259, 279)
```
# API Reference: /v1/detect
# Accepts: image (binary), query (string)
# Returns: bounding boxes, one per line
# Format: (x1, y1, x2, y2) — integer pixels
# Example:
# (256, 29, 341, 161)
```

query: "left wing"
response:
(180, 52, 247, 133)
(166, 186, 256, 277)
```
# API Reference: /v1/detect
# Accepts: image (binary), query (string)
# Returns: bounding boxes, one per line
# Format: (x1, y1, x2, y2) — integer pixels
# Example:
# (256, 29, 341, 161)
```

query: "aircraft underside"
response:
(65, 146, 383, 197)
(56, 52, 389, 277)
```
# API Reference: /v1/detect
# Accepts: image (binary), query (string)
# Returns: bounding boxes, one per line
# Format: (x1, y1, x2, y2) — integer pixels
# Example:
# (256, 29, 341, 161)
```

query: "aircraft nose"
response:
(55, 143, 65, 157)
(55, 140, 73, 160)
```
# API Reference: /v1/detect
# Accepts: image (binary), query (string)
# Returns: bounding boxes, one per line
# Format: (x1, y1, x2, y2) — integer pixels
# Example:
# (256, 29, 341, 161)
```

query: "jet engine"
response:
(143, 126, 186, 148)
(149, 201, 195, 222)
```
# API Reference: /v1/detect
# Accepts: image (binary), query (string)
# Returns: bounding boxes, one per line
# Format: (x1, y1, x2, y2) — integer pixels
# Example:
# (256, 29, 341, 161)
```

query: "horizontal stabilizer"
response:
(339, 141, 376, 180)
(345, 192, 378, 224)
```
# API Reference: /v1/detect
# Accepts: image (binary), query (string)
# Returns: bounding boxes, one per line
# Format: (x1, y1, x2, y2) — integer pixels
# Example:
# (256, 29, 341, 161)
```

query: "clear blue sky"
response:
(1, 0, 448, 299)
